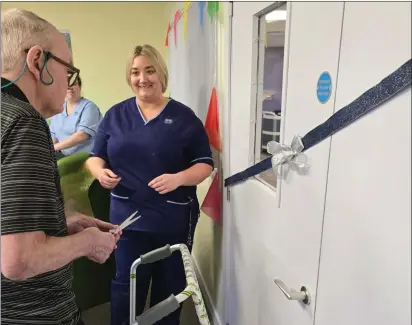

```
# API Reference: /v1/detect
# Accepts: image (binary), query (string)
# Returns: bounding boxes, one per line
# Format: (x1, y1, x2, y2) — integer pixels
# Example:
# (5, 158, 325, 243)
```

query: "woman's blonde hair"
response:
(126, 44, 168, 93)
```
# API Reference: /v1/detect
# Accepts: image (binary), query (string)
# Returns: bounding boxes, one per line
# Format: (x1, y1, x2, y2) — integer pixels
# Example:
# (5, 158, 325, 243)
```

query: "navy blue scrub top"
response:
(91, 97, 214, 233)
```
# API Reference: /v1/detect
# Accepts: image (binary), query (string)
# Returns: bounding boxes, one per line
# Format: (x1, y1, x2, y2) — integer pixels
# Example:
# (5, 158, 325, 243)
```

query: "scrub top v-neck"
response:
(91, 97, 214, 233)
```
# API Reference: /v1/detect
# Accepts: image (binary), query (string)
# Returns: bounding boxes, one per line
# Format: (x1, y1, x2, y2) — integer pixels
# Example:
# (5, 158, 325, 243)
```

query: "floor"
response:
(82, 298, 200, 325)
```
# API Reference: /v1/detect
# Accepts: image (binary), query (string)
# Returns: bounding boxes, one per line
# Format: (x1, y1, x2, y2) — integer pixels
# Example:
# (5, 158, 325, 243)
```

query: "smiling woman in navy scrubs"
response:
(49, 76, 102, 159)
(86, 44, 214, 325)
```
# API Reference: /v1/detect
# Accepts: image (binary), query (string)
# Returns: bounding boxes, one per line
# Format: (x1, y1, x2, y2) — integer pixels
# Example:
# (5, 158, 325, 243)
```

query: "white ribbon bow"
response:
(266, 135, 310, 179)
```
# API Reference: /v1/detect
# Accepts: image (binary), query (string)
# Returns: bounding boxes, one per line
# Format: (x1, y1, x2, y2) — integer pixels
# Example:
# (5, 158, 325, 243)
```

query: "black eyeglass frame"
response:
(24, 48, 80, 87)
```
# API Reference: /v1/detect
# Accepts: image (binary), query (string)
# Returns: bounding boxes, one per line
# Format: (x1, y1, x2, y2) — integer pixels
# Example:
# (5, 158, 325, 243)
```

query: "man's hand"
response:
(83, 227, 119, 264)
(148, 173, 183, 194)
(67, 213, 120, 235)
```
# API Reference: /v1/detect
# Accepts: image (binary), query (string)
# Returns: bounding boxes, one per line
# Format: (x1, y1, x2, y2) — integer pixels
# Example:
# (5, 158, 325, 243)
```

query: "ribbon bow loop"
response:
(266, 135, 310, 178)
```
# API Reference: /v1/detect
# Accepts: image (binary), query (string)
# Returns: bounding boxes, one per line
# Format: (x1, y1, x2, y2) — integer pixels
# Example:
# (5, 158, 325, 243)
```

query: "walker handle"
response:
(136, 294, 180, 325)
(140, 245, 172, 264)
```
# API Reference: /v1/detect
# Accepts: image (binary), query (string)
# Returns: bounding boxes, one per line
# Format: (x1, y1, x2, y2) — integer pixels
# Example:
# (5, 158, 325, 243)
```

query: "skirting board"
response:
(192, 253, 224, 325)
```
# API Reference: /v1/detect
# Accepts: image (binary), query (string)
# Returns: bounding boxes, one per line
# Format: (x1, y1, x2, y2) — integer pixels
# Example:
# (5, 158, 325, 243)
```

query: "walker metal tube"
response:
(135, 295, 180, 325)
(129, 258, 141, 325)
(130, 244, 181, 325)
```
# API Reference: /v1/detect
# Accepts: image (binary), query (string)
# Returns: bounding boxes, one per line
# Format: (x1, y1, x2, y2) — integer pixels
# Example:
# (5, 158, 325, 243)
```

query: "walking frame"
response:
(129, 244, 211, 325)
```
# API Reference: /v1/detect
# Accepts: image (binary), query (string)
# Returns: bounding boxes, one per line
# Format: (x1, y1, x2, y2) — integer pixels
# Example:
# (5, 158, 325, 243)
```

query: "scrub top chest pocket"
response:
(154, 116, 192, 173)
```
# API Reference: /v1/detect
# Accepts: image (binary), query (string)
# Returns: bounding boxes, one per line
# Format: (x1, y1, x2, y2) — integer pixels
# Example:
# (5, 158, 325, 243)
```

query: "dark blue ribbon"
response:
(225, 58, 412, 187)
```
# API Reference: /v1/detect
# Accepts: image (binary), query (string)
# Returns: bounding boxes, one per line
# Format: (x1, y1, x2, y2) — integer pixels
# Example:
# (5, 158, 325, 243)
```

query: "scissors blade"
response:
(123, 211, 139, 225)
(110, 211, 141, 235)
(119, 214, 141, 231)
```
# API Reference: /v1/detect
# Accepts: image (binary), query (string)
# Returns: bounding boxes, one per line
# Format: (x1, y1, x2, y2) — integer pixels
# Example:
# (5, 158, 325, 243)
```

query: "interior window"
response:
(254, 3, 287, 189)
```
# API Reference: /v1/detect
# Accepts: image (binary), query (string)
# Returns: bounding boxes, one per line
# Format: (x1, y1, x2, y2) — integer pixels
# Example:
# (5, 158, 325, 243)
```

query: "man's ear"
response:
(25, 46, 45, 82)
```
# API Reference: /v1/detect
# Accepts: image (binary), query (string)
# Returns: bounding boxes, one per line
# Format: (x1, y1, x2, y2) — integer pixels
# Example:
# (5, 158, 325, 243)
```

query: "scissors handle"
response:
(109, 228, 120, 235)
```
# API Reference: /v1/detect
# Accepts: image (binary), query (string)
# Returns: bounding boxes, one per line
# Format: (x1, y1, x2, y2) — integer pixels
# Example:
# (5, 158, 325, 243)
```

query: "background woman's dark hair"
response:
(76, 75, 82, 87)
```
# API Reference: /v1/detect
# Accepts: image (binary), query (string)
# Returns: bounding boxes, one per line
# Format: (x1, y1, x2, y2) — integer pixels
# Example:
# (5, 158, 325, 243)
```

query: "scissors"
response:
(110, 210, 141, 235)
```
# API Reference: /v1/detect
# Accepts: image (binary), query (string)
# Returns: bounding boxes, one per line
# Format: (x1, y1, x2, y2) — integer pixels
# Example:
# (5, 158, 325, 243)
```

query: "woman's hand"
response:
(53, 131, 89, 152)
(148, 173, 183, 194)
(98, 168, 121, 189)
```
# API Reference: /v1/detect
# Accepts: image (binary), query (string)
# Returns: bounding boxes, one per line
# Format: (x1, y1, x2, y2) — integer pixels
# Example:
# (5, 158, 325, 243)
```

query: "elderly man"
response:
(1, 8, 120, 325)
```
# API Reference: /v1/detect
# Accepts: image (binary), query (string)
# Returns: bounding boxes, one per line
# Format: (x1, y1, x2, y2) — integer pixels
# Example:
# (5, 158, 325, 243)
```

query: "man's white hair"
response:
(1, 8, 56, 73)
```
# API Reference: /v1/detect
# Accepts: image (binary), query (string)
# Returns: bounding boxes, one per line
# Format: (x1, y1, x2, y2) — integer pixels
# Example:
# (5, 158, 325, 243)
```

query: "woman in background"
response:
(86, 44, 213, 325)
(50, 76, 102, 159)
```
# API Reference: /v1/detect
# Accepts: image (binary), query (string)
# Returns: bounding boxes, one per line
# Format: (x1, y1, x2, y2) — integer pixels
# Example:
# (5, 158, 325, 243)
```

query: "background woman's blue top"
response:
(49, 98, 102, 156)
(90, 97, 214, 234)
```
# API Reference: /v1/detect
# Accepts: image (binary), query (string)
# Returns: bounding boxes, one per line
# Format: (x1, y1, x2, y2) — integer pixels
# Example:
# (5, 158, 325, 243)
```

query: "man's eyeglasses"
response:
(24, 49, 80, 87)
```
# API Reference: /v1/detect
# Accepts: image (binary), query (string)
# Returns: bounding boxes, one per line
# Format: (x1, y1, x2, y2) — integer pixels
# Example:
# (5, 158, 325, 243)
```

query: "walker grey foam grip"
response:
(140, 245, 172, 264)
(136, 294, 180, 325)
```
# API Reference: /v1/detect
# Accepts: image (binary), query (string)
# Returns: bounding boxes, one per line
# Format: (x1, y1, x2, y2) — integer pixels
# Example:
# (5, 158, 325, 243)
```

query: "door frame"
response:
(222, 2, 233, 324)
(223, 2, 287, 324)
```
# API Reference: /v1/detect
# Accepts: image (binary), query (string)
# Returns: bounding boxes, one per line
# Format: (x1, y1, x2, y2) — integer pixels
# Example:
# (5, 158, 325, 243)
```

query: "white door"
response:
(226, 2, 344, 325)
(314, 3, 411, 325)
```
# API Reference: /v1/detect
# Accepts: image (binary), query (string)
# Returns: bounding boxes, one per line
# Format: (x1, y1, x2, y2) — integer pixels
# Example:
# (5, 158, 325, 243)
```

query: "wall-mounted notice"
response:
(317, 71, 332, 104)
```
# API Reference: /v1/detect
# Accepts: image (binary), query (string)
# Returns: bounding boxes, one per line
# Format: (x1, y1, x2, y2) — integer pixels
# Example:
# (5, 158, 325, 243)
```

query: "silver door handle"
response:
(274, 279, 311, 305)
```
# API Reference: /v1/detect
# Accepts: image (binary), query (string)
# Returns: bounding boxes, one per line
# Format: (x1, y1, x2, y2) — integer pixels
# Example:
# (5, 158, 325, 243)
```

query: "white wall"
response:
(266, 20, 286, 47)
(167, 3, 216, 123)
(165, 3, 231, 325)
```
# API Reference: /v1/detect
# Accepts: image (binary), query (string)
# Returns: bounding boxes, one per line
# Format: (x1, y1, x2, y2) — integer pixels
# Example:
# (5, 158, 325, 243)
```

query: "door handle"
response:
(274, 279, 311, 305)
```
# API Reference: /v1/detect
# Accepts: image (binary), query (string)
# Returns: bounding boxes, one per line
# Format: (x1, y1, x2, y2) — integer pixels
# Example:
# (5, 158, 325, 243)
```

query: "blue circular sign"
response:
(317, 72, 332, 104)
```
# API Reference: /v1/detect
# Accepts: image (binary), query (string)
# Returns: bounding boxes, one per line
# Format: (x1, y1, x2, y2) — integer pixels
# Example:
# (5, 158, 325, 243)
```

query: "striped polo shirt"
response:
(1, 78, 80, 325)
